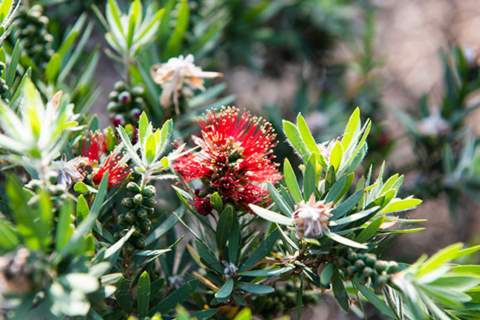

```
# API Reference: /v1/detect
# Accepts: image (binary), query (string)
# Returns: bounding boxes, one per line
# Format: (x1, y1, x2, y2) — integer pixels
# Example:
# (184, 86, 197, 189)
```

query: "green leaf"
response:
(329, 207, 379, 227)
(234, 308, 252, 320)
(331, 189, 364, 219)
(158, 119, 173, 152)
(228, 214, 241, 264)
(249, 204, 293, 226)
(332, 268, 349, 312)
(210, 192, 223, 213)
(303, 153, 317, 201)
(191, 309, 219, 320)
(117, 125, 143, 166)
(45, 53, 62, 82)
(353, 278, 398, 319)
(355, 215, 386, 243)
(149, 279, 200, 315)
(240, 267, 292, 277)
(138, 111, 149, 145)
(76, 195, 89, 224)
(196, 239, 223, 273)
(267, 182, 293, 217)
(342, 108, 360, 149)
(145, 207, 184, 246)
(240, 229, 280, 272)
(165, 0, 189, 58)
(297, 114, 320, 154)
(0, 218, 19, 251)
(236, 282, 274, 294)
(137, 271, 151, 318)
(216, 206, 234, 250)
(6, 40, 20, 88)
(145, 133, 157, 164)
(115, 277, 133, 313)
(215, 279, 234, 299)
(320, 263, 335, 286)
(417, 243, 463, 278)
(329, 141, 344, 172)
(55, 199, 74, 251)
(325, 174, 348, 204)
(379, 198, 422, 214)
(325, 231, 368, 249)
(283, 120, 310, 161)
(284, 158, 303, 203)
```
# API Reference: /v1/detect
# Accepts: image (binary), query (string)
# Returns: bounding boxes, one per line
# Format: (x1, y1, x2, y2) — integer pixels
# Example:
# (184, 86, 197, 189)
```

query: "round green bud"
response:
(145, 207, 155, 215)
(375, 261, 388, 273)
(142, 186, 156, 198)
(126, 182, 141, 194)
(125, 212, 135, 224)
(358, 274, 368, 285)
(354, 259, 365, 270)
(387, 261, 398, 274)
(132, 85, 145, 96)
(365, 254, 376, 268)
(108, 91, 119, 101)
(378, 275, 389, 286)
(363, 267, 373, 277)
(140, 218, 152, 233)
(121, 198, 135, 209)
(136, 207, 148, 220)
(338, 258, 349, 268)
(107, 101, 120, 112)
(132, 229, 141, 237)
(0, 62, 5, 70)
(125, 243, 134, 254)
(135, 238, 146, 249)
(347, 251, 357, 262)
(118, 91, 132, 105)
(347, 265, 357, 276)
(142, 198, 157, 208)
(114, 81, 125, 92)
(133, 194, 143, 205)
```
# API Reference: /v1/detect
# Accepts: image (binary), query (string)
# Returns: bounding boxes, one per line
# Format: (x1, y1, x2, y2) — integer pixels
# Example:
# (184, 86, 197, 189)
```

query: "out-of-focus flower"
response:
(151, 54, 223, 114)
(53, 155, 88, 189)
(91, 150, 131, 188)
(0, 80, 80, 171)
(292, 194, 333, 239)
(0, 248, 33, 295)
(80, 130, 107, 167)
(417, 111, 451, 137)
(172, 107, 281, 214)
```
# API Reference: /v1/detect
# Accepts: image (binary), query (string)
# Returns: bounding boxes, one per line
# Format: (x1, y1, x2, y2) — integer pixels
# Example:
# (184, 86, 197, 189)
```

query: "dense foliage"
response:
(1, 1, 480, 320)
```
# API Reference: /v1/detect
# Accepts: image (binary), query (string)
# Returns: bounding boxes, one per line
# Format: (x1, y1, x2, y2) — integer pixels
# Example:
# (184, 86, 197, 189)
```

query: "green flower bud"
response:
(133, 194, 143, 205)
(375, 261, 388, 273)
(365, 254, 376, 268)
(142, 198, 157, 208)
(363, 267, 373, 277)
(107, 101, 120, 112)
(118, 91, 132, 105)
(140, 218, 152, 233)
(136, 207, 148, 220)
(347, 265, 357, 276)
(142, 186, 156, 198)
(347, 251, 357, 262)
(125, 212, 135, 224)
(125, 243, 134, 254)
(387, 261, 398, 274)
(108, 91, 119, 101)
(121, 198, 135, 209)
(114, 81, 125, 92)
(132, 85, 145, 96)
(354, 259, 365, 270)
(134, 238, 146, 249)
(358, 274, 368, 285)
(127, 182, 141, 194)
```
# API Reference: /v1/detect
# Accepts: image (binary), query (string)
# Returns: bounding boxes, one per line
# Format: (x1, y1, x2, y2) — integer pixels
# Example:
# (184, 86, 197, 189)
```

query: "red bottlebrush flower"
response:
(81, 130, 107, 166)
(91, 150, 131, 188)
(172, 107, 281, 214)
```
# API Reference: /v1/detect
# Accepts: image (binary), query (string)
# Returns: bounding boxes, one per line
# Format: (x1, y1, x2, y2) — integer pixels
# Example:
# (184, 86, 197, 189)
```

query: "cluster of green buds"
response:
(0, 62, 9, 101)
(254, 283, 320, 320)
(25, 174, 70, 206)
(14, 5, 54, 69)
(338, 248, 398, 291)
(107, 81, 146, 127)
(116, 182, 157, 252)
(0, 248, 50, 295)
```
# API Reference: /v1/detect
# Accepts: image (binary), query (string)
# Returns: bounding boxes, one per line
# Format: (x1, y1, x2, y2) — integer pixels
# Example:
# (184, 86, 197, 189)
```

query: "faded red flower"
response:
(81, 130, 107, 166)
(173, 107, 281, 214)
(91, 150, 131, 188)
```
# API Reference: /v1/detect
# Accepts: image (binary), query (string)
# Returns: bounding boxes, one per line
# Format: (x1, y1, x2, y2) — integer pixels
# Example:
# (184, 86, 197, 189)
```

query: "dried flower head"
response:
(53, 155, 88, 189)
(81, 130, 107, 167)
(91, 150, 131, 188)
(292, 194, 334, 239)
(151, 54, 223, 114)
(173, 107, 281, 214)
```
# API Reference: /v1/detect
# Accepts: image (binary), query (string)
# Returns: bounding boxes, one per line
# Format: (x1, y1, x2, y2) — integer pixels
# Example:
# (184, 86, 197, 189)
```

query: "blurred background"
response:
(17, 0, 480, 318)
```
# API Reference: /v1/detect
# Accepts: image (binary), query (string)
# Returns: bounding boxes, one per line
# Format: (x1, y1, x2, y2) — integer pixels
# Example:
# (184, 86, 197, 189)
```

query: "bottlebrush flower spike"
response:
(172, 106, 281, 214)
(81, 130, 107, 167)
(91, 150, 131, 188)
